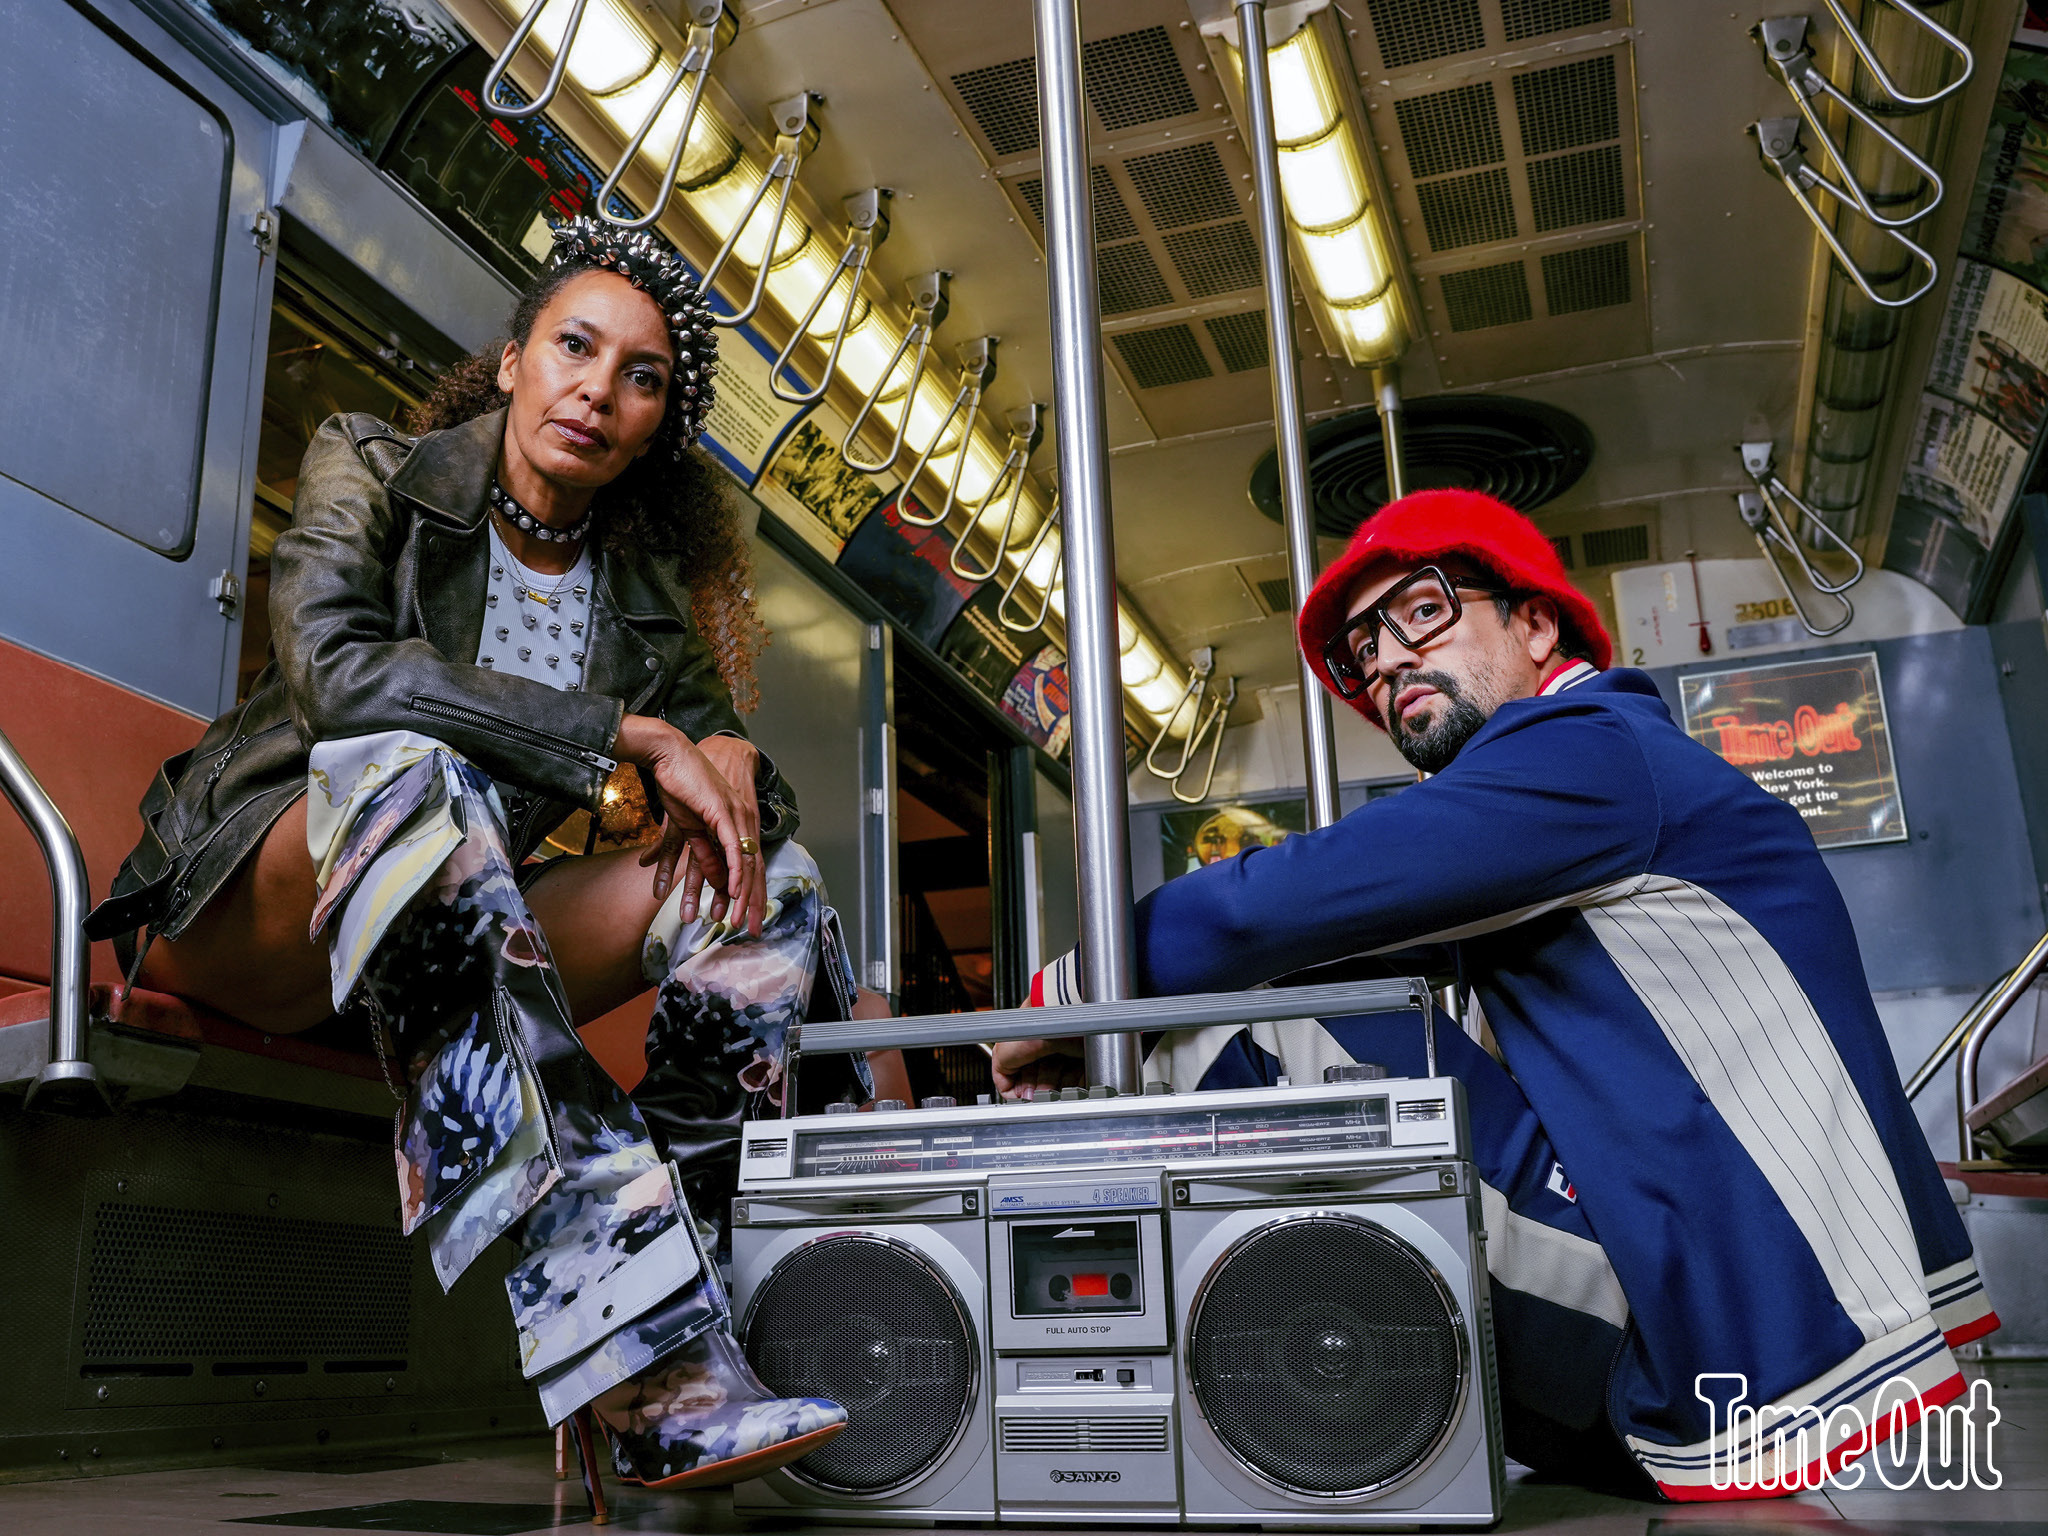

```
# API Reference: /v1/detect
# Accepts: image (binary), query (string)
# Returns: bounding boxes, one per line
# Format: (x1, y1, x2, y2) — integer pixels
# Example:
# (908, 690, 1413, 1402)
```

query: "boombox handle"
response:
(782, 976, 1436, 1114)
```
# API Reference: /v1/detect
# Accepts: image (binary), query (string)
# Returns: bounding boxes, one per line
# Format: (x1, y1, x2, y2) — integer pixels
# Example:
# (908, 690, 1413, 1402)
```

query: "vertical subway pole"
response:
(1238, 0, 1340, 831)
(1375, 367, 1408, 500)
(1034, 0, 1140, 1091)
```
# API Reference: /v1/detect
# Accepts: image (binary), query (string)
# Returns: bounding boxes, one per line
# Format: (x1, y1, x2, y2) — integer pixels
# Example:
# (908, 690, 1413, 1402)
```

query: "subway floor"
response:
(0, 1361, 2038, 1535)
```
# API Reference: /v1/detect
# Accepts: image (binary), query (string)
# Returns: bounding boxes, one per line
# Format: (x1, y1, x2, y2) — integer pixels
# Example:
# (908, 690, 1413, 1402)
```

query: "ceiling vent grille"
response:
(1207, 310, 1269, 373)
(1083, 27, 1198, 130)
(1015, 167, 1136, 241)
(1550, 534, 1576, 569)
(1114, 324, 1212, 389)
(1395, 83, 1504, 178)
(1417, 167, 1518, 251)
(1529, 144, 1625, 231)
(1366, 0, 1486, 70)
(1581, 523, 1650, 566)
(1255, 575, 1296, 614)
(1164, 222, 1262, 299)
(1512, 55, 1619, 157)
(1503, 0, 1613, 43)
(1441, 261, 1532, 331)
(1542, 240, 1630, 314)
(1099, 243, 1175, 315)
(951, 55, 1039, 157)
(1125, 141, 1241, 229)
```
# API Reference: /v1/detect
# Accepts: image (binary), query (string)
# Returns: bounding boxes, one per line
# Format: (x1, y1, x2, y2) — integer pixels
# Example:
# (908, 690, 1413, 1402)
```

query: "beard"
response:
(1385, 669, 1490, 774)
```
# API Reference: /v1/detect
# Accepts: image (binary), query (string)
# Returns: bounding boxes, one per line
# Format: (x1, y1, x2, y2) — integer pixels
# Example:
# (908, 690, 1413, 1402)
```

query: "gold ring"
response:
(738, 837, 758, 857)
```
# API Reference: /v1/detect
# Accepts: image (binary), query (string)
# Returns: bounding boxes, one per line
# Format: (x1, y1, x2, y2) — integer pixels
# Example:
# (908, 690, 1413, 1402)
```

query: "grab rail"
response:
(841, 271, 950, 475)
(1752, 118, 1939, 309)
(769, 189, 889, 407)
(1143, 649, 1215, 783)
(481, 0, 598, 120)
(0, 727, 104, 1109)
(1957, 928, 2048, 1158)
(998, 486, 1062, 634)
(1758, 19, 1942, 230)
(949, 404, 1044, 582)
(697, 95, 818, 328)
(590, 1, 734, 230)
(899, 337, 1001, 528)
(1166, 676, 1236, 806)
(1819, 0, 1972, 109)
(1738, 440, 1866, 636)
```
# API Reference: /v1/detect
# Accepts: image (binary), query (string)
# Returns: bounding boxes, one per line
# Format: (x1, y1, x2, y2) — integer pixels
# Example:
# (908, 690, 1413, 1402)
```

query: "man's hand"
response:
(991, 1036, 1086, 1100)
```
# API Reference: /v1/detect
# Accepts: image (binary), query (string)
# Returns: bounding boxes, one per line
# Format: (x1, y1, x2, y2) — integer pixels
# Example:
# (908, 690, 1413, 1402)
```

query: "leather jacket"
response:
(89, 408, 796, 965)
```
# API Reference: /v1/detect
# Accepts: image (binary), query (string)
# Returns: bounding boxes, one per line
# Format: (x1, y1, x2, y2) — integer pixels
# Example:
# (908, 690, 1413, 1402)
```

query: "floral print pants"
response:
(306, 732, 851, 1425)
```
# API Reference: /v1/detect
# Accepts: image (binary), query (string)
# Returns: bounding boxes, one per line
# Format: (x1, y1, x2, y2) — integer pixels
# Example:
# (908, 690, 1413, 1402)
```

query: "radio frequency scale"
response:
(729, 979, 1505, 1527)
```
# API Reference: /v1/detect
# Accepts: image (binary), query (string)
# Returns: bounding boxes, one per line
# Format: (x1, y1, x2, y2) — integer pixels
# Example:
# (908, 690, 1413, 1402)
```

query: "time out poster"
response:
(1678, 652, 1906, 849)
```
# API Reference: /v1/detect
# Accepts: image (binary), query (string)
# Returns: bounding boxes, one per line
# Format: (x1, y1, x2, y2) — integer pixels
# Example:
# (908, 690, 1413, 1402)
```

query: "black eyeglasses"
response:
(1321, 566, 1512, 700)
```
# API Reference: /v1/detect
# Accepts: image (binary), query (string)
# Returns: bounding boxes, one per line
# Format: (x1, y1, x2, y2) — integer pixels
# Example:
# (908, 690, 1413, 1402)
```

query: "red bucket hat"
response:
(1296, 489, 1612, 725)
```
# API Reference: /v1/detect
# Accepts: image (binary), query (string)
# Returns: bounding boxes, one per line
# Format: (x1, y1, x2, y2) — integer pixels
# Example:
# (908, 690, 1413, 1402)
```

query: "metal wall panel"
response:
(0, 0, 276, 716)
(747, 538, 868, 962)
(1647, 628, 2045, 995)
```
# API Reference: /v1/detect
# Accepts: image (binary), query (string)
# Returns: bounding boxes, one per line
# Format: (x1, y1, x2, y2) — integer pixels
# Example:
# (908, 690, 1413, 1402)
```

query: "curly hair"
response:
(407, 261, 766, 710)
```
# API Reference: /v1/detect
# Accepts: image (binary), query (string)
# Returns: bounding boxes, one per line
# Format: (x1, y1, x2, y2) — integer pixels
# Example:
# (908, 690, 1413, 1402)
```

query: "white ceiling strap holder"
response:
(1143, 647, 1214, 783)
(1168, 675, 1237, 806)
(1818, 0, 1973, 108)
(1756, 18, 1942, 230)
(949, 403, 1045, 582)
(998, 483, 1063, 634)
(769, 190, 890, 406)
(698, 94, 819, 327)
(841, 271, 950, 475)
(1750, 117, 1938, 309)
(899, 338, 1002, 528)
(1737, 441, 1865, 638)
(591, 0, 732, 230)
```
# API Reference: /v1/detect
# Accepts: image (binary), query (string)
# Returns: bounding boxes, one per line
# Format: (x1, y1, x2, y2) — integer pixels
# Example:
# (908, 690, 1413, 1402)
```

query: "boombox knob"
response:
(921, 1095, 957, 1109)
(1031, 1088, 1056, 1103)
(1324, 1062, 1390, 1082)
(825, 1101, 857, 1114)
(1085, 1085, 1113, 1099)
(1057, 1087, 1084, 1102)
(1143, 1080, 1172, 1096)
(874, 1098, 907, 1112)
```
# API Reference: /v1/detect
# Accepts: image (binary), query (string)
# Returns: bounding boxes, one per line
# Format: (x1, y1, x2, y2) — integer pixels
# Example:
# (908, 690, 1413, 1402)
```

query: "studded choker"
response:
(491, 481, 592, 544)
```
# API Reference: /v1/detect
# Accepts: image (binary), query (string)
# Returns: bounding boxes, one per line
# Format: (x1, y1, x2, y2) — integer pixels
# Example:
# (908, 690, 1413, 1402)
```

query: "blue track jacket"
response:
(1034, 663, 1994, 1498)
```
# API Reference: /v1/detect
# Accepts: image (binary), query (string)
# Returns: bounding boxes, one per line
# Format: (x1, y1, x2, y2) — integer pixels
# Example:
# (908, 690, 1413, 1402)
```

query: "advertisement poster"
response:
(1923, 259, 2048, 434)
(1678, 652, 1906, 848)
(760, 417, 889, 547)
(1896, 393, 2033, 545)
(940, 583, 1048, 705)
(836, 492, 980, 649)
(1157, 799, 1306, 881)
(999, 645, 1072, 758)
(695, 323, 812, 487)
(1962, 47, 2048, 288)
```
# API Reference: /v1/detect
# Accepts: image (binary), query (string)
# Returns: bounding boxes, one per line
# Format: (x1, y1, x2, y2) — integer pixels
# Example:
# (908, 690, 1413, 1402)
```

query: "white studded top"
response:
(477, 522, 593, 693)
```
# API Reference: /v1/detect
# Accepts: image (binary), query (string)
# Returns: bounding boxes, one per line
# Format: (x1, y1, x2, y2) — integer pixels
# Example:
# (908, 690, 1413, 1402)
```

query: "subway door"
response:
(0, 0, 277, 716)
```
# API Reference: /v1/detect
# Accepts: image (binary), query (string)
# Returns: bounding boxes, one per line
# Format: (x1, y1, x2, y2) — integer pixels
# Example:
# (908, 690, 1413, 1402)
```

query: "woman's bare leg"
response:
(524, 845, 668, 1023)
(137, 797, 333, 1033)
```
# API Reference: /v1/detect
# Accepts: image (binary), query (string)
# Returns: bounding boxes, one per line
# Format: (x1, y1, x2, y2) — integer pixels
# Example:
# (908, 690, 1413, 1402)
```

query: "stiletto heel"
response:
(569, 1407, 611, 1525)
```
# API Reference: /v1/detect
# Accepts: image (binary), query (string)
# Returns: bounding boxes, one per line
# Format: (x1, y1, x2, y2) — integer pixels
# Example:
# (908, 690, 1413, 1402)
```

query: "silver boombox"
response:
(731, 979, 1504, 1527)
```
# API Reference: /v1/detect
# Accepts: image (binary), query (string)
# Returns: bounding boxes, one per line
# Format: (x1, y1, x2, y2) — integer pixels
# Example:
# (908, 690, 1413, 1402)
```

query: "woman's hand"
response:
(614, 715, 766, 935)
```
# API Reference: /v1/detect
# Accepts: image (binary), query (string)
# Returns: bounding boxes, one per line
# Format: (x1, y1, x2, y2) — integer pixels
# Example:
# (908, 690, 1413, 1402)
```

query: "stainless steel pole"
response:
(0, 727, 102, 1107)
(1375, 366, 1408, 500)
(1034, 0, 1140, 1090)
(1238, 0, 1340, 831)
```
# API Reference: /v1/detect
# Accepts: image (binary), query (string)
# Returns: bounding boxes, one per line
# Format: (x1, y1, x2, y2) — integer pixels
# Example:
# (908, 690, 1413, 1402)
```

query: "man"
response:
(998, 490, 1994, 1499)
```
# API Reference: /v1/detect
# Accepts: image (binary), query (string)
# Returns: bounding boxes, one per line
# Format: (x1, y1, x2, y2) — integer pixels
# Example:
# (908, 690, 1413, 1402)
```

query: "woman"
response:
(88, 217, 850, 1493)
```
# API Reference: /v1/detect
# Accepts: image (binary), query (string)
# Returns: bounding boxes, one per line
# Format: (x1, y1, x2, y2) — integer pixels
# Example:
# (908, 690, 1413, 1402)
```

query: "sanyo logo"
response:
(1050, 1469, 1121, 1484)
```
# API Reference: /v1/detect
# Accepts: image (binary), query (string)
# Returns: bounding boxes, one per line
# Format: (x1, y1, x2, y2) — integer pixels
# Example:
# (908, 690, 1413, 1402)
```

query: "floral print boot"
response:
(596, 1320, 847, 1488)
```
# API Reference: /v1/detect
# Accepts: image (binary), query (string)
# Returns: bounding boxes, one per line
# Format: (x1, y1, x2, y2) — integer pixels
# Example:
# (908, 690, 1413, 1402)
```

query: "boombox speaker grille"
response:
(1188, 1215, 1465, 1497)
(743, 1235, 975, 1494)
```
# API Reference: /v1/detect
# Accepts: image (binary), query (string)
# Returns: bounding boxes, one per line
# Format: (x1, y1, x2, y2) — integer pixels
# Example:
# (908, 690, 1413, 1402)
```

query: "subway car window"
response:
(3, 0, 2046, 1528)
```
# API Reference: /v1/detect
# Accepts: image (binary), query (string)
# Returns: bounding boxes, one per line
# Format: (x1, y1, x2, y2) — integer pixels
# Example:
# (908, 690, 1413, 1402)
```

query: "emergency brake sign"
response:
(1678, 651, 1907, 849)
